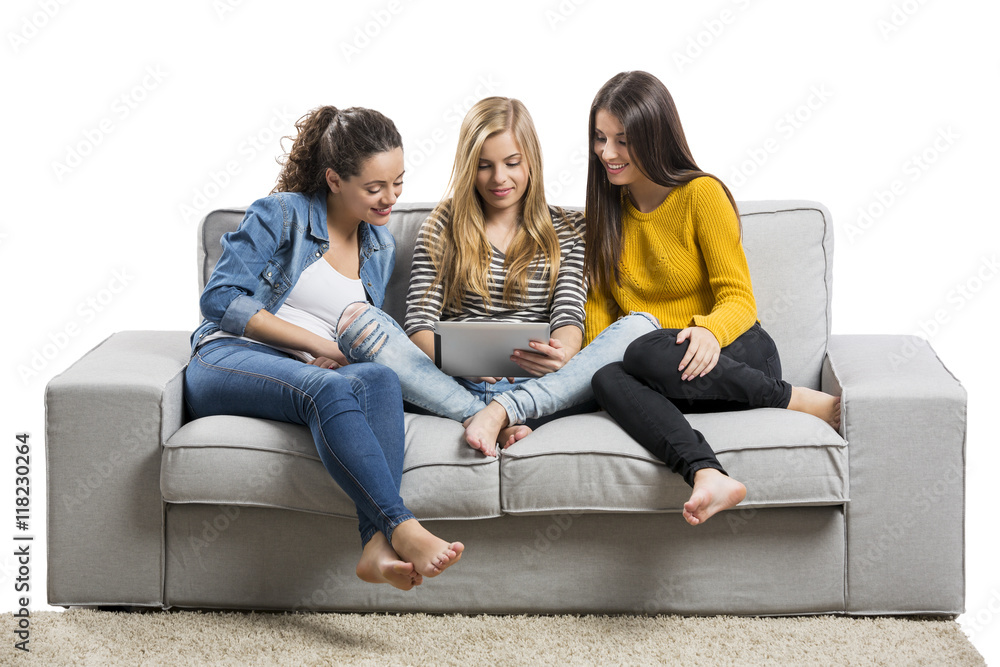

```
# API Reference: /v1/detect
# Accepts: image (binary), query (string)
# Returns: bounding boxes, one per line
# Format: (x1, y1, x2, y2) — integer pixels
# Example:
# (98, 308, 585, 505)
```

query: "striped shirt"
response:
(405, 205, 587, 336)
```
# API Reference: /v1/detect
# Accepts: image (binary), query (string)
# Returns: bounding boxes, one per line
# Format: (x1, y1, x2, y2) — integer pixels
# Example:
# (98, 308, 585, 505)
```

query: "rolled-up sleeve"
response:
(199, 196, 285, 336)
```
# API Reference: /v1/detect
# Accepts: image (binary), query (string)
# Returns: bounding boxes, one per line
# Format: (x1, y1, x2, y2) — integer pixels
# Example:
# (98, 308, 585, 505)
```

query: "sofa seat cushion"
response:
(500, 410, 848, 514)
(161, 413, 500, 521)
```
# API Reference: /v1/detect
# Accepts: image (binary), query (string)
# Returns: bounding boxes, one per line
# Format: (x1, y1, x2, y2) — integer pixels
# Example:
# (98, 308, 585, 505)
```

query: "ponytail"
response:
(273, 105, 402, 194)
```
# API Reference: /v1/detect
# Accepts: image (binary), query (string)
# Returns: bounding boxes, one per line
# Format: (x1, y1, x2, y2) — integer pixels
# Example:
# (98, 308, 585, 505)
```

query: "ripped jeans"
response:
(336, 303, 659, 426)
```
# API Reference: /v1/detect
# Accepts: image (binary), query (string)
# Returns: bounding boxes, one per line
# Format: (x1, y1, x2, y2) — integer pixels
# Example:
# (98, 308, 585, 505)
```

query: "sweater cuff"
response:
(690, 314, 730, 348)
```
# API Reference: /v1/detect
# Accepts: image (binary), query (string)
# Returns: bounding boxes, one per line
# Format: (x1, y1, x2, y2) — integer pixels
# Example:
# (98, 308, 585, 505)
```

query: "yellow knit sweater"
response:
(583, 177, 757, 348)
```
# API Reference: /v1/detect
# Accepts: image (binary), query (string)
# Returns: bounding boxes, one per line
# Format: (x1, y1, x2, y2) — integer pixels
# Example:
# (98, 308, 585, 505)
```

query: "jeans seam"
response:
(382, 513, 416, 545)
(305, 392, 400, 536)
(360, 526, 378, 547)
(615, 368, 707, 484)
(617, 372, 672, 452)
(193, 351, 403, 536)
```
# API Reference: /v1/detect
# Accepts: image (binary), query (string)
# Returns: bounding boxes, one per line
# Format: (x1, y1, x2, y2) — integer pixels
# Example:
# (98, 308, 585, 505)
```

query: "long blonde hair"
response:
(427, 97, 561, 312)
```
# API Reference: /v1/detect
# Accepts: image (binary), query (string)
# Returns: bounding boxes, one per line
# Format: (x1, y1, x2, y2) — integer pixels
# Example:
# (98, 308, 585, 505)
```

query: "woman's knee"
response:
(337, 301, 370, 334)
(338, 363, 404, 414)
(626, 311, 661, 331)
(622, 328, 685, 378)
(337, 303, 391, 360)
(592, 362, 627, 407)
(358, 361, 400, 387)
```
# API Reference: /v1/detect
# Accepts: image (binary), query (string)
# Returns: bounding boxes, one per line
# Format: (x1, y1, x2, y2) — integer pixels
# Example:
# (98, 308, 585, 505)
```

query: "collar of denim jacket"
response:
(307, 190, 329, 244)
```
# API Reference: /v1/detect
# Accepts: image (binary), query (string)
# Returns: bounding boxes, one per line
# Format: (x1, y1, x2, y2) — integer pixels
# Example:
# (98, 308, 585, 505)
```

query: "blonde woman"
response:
(336, 97, 656, 455)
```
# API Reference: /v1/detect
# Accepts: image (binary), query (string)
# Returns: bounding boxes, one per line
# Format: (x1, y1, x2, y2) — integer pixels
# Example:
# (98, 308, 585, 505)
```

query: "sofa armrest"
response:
(823, 334, 966, 615)
(45, 331, 192, 607)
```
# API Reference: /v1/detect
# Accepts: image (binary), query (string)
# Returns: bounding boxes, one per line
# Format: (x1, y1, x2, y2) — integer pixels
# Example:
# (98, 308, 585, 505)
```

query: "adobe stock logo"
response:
(212, 0, 246, 20)
(845, 126, 958, 244)
(17, 268, 134, 383)
(340, 1, 404, 63)
(729, 84, 834, 189)
(7, 0, 71, 53)
(178, 107, 297, 225)
(544, 0, 589, 30)
(672, 0, 754, 73)
(877, 0, 931, 40)
(51, 65, 168, 182)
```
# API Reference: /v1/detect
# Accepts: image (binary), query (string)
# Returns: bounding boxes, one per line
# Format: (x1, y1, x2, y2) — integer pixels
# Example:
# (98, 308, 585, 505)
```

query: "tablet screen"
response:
(434, 321, 551, 378)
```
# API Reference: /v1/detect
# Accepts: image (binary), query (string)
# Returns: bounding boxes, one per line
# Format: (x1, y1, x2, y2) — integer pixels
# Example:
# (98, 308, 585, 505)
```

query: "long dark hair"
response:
(584, 71, 739, 294)
(273, 106, 402, 194)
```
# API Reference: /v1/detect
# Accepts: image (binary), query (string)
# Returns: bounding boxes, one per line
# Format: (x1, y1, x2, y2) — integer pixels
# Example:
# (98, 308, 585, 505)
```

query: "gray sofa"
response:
(46, 201, 967, 616)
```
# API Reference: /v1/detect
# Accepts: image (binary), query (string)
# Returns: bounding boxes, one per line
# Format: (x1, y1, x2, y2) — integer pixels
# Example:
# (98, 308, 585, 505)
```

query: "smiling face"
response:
(326, 146, 404, 226)
(474, 130, 529, 219)
(593, 109, 649, 189)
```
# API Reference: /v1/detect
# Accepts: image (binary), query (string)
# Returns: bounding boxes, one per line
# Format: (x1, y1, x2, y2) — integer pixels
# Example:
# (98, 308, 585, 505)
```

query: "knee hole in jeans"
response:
(369, 331, 387, 356)
(353, 322, 378, 350)
(336, 302, 369, 337)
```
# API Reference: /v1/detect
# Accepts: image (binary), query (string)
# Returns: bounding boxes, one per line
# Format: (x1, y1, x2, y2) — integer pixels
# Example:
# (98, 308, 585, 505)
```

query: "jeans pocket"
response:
(765, 350, 782, 380)
(749, 324, 782, 380)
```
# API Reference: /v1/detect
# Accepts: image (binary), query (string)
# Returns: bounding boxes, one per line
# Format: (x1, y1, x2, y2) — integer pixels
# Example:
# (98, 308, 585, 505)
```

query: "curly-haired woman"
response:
(185, 106, 464, 590)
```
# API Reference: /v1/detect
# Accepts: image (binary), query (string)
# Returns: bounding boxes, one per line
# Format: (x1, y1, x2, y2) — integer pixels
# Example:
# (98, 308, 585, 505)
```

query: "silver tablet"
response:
(434, 321, 551, 378)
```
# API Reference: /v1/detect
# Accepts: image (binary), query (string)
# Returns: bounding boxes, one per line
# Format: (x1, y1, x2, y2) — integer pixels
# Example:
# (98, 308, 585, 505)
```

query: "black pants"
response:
(592, 323, 792, 487)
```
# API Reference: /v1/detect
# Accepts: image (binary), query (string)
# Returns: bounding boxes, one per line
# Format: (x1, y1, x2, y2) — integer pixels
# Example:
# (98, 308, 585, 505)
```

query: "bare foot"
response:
(683, 468, 747, 526)
(463, 401, 510, 457)
(787, 387, 841, 430)
(356, 532, 422, 590)
(500, 424, 532, 449)
(391, 519, 465, 578)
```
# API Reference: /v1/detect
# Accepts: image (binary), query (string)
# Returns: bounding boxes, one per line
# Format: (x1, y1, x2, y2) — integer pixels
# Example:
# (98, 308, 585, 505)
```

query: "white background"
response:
(1, 0, 997, 661)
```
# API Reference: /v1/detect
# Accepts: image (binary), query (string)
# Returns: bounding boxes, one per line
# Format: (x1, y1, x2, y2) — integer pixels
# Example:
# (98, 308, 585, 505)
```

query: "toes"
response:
(467, 436, 493, 456)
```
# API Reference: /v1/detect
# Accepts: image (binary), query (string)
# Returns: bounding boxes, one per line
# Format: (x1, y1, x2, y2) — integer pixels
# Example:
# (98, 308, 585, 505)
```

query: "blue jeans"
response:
(338, 304, 658, 426)
(337, 307, 488, 422)
(489, 312, 659, 424)
(184, 338, 414, 546)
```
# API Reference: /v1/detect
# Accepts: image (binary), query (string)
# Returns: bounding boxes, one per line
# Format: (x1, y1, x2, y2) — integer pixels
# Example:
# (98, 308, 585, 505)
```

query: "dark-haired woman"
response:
(586, 71, 842, 526)
(184, 106, 463, 589)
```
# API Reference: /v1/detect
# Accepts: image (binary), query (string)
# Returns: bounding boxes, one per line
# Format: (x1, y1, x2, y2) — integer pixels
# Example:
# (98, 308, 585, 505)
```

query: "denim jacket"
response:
(191, 190, 396, 353)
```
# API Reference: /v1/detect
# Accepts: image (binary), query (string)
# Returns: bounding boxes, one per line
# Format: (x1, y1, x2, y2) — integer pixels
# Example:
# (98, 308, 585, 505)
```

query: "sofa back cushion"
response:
(197, 200, 832, 389)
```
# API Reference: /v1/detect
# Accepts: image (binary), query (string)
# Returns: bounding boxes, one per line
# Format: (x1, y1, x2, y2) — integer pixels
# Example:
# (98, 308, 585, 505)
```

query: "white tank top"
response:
(199, 258, 367, 362)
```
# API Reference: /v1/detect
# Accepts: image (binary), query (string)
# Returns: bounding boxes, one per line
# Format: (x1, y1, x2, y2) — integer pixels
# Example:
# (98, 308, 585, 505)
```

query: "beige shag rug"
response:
(2, 610, 984, 666)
